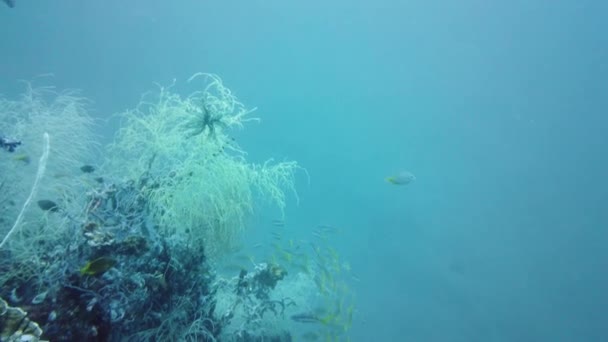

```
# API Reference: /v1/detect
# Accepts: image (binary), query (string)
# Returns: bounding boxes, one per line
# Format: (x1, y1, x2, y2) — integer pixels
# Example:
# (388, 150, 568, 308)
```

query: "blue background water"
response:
(1, 1, 607, 340)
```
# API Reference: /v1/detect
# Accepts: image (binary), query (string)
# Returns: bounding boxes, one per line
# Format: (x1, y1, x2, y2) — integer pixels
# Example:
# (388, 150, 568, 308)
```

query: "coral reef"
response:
(0, 297, 45, 342)
(0, 76, 354, 341)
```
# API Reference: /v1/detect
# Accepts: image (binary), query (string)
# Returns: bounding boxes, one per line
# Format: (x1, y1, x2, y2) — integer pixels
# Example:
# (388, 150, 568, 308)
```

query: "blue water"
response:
(2, 1, 607, 340)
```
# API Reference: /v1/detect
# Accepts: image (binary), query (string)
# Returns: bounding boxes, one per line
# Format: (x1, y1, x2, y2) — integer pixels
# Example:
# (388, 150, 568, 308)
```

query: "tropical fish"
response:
(31, 290, 48, 305)
(37, 199, 59, 212)
(271, 231, 282, 240)
(272, 219, 285, 227)
(80, 165, 95, 173)
(385, 170, 416, 185)
(13, 154, 30, 164)
(80, 257, 117, 276)
(291, 312, 322, 323)
(53, 172, 72, 179)
(291, 312, 339, 326)
(0, 135, 19, 151)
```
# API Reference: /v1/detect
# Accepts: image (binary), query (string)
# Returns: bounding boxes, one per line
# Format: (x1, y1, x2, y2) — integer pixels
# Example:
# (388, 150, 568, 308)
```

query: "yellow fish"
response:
(13, 154, 30, 164)
(80, 257, 117, 276)
(385, 171, 416, 185)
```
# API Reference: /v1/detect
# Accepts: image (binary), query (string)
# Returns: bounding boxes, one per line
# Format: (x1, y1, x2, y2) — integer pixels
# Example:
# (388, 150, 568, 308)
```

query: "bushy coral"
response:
(0, 81, 98, 300)
(106, 74, 300, 255)
(0, 81, 97, 195)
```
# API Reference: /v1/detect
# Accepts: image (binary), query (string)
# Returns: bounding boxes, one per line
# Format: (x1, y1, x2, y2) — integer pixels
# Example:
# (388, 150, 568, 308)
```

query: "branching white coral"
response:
(0, 132, 49, 249)
(106, 74, 301, 256)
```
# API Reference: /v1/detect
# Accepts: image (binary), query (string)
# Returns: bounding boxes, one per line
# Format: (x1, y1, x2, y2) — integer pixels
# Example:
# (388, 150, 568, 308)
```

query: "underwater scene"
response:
(0, 1, 607, 341)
